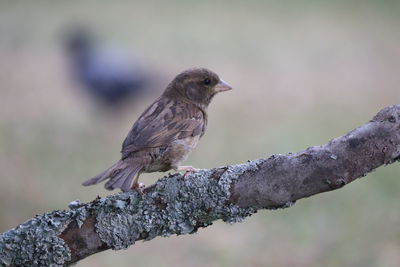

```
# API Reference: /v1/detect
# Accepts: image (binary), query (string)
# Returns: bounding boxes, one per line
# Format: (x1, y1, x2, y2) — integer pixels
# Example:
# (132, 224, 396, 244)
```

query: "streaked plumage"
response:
(82, 68, 232, 192)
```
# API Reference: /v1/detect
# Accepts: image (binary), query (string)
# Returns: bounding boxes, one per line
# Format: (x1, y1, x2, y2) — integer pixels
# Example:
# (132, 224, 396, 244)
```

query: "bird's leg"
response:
(131, 173, 145, 193)
(176, 165, 199, 179)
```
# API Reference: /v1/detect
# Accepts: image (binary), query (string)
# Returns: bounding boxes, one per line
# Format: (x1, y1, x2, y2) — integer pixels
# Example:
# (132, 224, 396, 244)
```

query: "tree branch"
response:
(1, 105, 400, 266)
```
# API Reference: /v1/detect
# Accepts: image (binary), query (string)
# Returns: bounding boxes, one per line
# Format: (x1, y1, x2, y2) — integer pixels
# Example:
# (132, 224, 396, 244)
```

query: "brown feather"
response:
(82, 68, 230, 191)
(121, 98, 206, 158)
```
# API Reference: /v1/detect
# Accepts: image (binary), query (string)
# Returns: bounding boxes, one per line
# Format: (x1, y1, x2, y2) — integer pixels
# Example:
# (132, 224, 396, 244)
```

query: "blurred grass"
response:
(0, 1, 400, 266)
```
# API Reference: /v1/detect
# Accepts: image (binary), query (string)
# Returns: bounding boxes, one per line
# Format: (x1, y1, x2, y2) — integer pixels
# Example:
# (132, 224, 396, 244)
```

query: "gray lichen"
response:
(0, 210, 73, 267)
(95, 161, 263, 250)
(0, 159, 266, 264)
(68, 200, 90, 228)
(0, 199, 96, 267)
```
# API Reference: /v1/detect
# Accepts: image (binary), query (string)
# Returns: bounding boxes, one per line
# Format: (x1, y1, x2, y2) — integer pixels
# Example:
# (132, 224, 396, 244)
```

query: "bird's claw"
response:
(177, 166, 199, 180)
(131, 182, 146, 194)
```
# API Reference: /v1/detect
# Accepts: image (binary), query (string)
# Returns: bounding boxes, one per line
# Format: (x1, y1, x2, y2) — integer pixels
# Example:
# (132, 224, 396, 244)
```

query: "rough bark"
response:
(1, 105, 400, 266)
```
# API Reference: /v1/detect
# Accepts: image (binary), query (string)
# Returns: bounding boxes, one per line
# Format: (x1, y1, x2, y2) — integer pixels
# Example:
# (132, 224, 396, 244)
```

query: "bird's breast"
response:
(145, 135, 200, 172)
(167, 135, 200, 166)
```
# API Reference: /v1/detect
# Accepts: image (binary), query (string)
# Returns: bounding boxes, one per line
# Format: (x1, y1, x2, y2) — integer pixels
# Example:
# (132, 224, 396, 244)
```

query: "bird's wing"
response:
(121, 97, 206, 159)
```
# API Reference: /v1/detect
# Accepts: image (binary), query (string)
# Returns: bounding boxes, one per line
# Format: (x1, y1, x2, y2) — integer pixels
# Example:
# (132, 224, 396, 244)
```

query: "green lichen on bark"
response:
(95, 160, 263, 250)
(0, 210, 73, 267)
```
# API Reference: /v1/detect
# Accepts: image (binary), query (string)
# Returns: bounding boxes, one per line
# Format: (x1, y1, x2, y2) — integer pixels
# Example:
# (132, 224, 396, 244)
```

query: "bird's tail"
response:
(82, 160, 143, 192)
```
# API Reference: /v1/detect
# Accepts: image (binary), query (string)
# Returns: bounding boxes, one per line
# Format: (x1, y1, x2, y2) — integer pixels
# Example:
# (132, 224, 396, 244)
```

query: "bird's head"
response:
(163, 68, 232, 107)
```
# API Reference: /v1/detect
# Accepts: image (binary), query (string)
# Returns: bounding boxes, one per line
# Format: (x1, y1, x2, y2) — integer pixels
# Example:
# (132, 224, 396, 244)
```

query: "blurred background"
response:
(0, 0, 400, 266)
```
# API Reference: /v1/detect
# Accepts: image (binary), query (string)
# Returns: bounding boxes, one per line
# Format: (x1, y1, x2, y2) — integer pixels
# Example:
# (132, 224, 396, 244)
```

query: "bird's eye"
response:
(203, 79, 211, 85)
(203, 78, 211, 85)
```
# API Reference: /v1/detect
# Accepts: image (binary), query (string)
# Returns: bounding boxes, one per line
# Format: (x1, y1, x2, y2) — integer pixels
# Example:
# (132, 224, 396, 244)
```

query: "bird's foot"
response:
(176, 166, 199, 179)
(131, 182, 146, 194)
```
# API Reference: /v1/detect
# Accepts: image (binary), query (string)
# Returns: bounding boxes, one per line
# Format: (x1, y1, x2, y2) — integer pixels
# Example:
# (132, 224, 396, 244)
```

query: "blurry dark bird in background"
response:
(63, 26, 150, 108)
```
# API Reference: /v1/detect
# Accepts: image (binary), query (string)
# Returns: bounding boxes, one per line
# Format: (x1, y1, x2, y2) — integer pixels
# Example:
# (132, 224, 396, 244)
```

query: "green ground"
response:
(0, 1, 399, 266)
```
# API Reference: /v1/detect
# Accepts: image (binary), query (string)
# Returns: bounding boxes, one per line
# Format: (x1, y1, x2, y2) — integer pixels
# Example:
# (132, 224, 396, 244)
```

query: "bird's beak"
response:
(214, 79, 232, 92)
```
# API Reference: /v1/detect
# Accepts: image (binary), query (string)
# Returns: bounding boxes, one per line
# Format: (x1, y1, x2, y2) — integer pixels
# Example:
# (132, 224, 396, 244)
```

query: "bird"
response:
(63, 26, 148, 107)
(82, 68, 232, 192)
